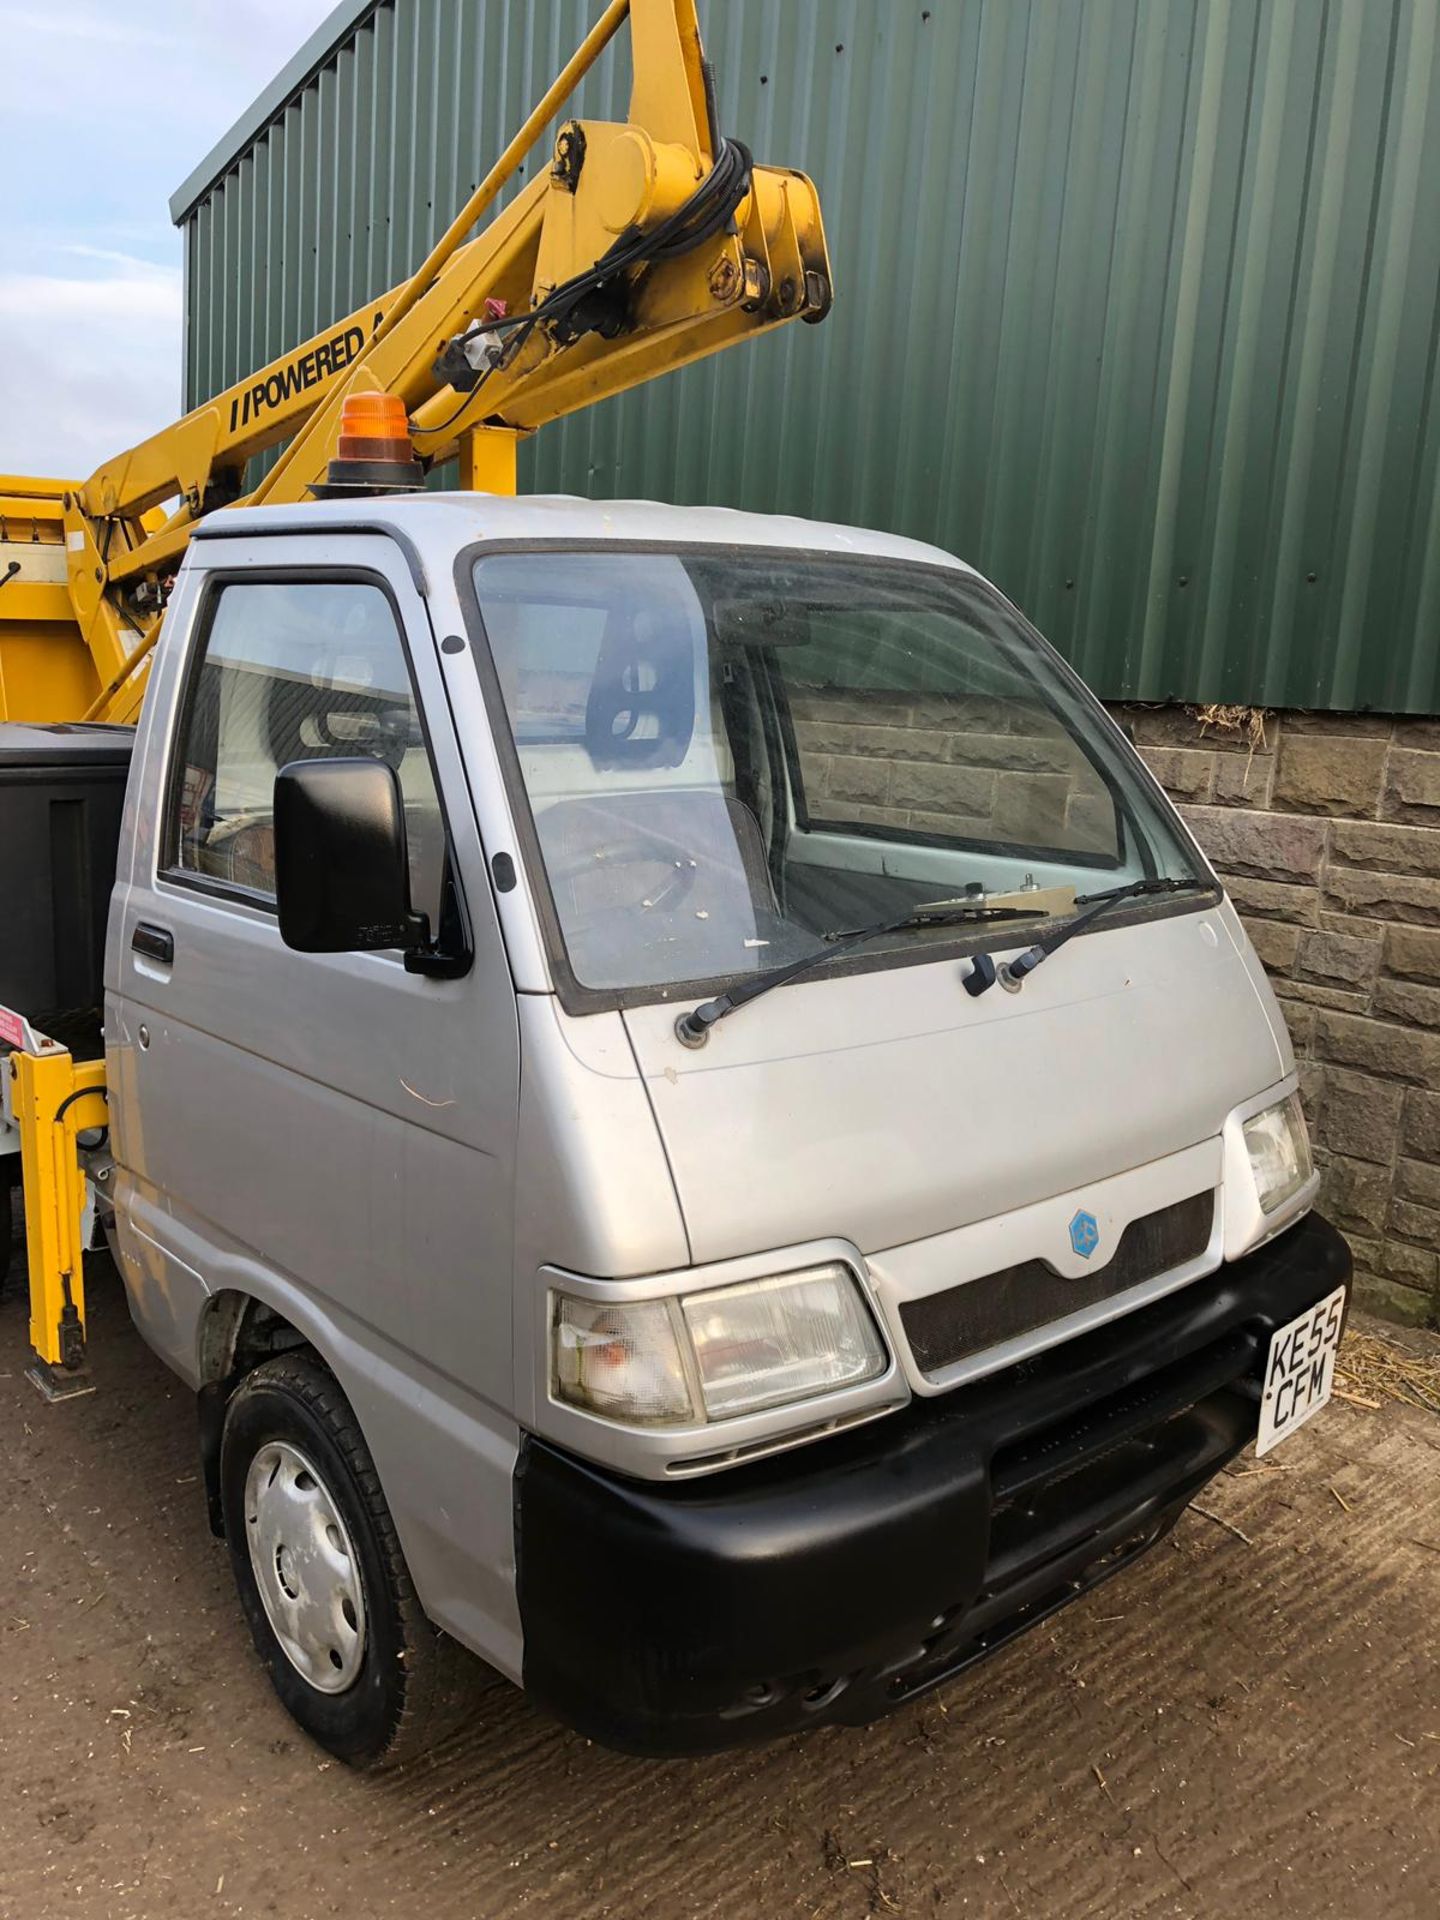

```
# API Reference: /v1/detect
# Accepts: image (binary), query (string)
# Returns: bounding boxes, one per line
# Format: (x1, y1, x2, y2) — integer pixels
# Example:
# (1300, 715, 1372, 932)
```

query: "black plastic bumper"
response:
(515, 1211, 1351, 1755)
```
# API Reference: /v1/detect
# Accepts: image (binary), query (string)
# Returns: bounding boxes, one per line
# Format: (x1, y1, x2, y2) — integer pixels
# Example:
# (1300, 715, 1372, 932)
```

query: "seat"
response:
(196, 813, 277, 892)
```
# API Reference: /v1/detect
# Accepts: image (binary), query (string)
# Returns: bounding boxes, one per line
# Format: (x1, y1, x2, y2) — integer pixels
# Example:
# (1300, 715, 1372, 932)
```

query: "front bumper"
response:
(515, 1211, 1351, 1755)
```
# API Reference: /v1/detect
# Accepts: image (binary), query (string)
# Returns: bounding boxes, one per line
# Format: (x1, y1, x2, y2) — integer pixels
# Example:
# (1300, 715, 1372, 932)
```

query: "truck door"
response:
(107, 532, 521, 1656)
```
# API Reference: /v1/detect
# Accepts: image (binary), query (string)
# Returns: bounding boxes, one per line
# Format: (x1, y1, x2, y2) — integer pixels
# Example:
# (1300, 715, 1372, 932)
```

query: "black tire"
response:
(219, 1351, 478, 1768)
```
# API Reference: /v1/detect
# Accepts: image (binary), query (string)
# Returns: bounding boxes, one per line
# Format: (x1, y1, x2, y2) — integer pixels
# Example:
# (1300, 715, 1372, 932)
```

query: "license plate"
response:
(1255, 1284, 1347, 1457)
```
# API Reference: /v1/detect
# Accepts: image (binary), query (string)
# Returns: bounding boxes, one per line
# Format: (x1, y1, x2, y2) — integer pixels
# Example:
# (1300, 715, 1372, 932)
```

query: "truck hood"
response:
(620, 899, 1289, 1266)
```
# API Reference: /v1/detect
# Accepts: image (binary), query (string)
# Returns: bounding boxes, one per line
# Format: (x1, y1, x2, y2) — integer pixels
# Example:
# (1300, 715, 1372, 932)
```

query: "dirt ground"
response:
(0, 1258, 1436, 1920)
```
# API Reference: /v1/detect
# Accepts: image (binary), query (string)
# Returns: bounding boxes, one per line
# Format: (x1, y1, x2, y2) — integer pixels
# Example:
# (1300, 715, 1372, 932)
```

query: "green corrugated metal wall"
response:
(178, 0, 1440, 712)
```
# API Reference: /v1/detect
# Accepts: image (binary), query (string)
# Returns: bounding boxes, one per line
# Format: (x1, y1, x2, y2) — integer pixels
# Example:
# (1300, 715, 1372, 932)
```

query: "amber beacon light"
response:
(318, 391, 426, 496)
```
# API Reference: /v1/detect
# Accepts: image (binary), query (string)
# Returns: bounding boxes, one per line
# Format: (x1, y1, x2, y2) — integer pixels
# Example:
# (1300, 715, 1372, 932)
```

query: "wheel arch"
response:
(199, 1287, 316, 1384)
(188, 1276, 524, 1683)
(196, 1286, 344, 1539)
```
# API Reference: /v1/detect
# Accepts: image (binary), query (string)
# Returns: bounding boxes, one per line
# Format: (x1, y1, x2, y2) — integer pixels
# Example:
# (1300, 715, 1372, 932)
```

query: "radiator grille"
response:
(900, 1191, 1216, 1377)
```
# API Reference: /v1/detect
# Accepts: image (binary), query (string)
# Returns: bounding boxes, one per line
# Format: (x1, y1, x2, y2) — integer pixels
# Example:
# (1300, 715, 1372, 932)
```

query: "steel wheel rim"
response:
(243, 1438, 367, 1693)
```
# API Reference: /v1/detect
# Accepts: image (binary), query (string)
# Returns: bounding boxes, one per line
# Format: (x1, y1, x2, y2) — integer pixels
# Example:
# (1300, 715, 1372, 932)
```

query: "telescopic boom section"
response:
(0, 0, 830, 726)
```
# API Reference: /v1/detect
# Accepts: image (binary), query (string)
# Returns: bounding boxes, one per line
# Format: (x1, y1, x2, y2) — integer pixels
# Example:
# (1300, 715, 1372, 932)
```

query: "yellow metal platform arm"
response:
(2, 0, 830, 726)
(5, 1020, 107, 1394)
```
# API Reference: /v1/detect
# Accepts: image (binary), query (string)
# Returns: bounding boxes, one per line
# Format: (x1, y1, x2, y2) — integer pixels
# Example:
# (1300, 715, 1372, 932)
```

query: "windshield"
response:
(468, 547, 1205, 998)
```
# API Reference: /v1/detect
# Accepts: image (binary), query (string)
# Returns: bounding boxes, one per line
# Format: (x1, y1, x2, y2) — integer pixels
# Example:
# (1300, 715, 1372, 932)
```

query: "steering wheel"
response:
(546, 820, 701, 923)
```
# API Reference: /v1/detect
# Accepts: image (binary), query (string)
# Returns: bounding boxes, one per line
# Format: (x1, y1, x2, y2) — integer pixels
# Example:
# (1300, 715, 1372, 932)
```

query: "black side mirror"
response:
(273, 758, 428, 954)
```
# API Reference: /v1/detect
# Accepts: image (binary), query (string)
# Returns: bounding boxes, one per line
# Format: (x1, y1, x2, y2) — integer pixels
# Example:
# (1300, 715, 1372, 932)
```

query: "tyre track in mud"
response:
(0, 1263, 1435, 1920)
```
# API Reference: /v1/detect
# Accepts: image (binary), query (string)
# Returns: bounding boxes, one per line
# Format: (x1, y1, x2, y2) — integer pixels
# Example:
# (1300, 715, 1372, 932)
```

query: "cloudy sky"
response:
(0, 0, 335, 479)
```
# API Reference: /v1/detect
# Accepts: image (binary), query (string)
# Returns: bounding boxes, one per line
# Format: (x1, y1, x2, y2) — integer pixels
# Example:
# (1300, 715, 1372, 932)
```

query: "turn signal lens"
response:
(552, 1296, 694, 1425)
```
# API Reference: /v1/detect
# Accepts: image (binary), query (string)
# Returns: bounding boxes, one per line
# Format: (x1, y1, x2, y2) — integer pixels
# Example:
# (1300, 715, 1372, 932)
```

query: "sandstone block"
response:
(1278, 998, 1315, 1053)
(1349, 1274, 1435, 1326)
(1403, 1089, 1440, 1161)
(1179, 806, 1327, 884)
(1196, 713, 1275, 753)
(859, 724, 952, 762)
(1388, 1195, 1440, 1249)
(1315, 1010, 1440, 1086)
(1223, 874, 1321, 926)
(841, 804, 901, 828)
(1295, 928, 1381, 990)
(1139, 746, 1216, 801)
(1317, 908, 1386, 941)
(1376, 1237, 1438, 1289)
(803, 721, 948, 762)
(990, 771, 1071, 844)
(794, 719, 861, 758)
(1064, 792, 1119, 851)
(1274, 979, 1370, 1013)
(907, 808, 998, 839)
(1381, 747, 1440, 825)
(1297, 1060, 1325, 1120)
(1213, 753, 1275, 807)
(824, 754, 892, 809)
(1330, 819, 1440, 878)
(1383, 925, 1440, 984)
(946, 731, 1073, 774)
(1323, 865, 1440, 925)
(1396, 1157, 1440, 1211)
(1273, 733, 1387, 816)
(1284, 711, 1392, 737)
(1342, 1232, 1381, 1273)
(890, 760, 995, 817)
(1320, 1155, 1391, 1233)
(1240, 917, 1299, 973)
(1113, 705, 1208, 750)
(1372, 978, 1440, 1030)
(1319, 1071, 1403, 1165)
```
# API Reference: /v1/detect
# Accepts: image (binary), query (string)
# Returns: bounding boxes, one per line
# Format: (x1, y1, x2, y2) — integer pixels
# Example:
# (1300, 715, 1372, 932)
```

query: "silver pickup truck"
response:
(9, 492, 1350, 1765)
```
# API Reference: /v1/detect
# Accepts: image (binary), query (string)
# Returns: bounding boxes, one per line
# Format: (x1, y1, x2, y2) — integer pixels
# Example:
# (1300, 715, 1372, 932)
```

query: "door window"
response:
(166, 578, 445, 924)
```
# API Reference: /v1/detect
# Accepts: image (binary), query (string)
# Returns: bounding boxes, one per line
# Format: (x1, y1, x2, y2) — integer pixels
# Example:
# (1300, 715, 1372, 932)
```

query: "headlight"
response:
(1243, 1092, 1313, 1213)
(682, 1266, 887, 1419)
(552, 1263, 887, 1428)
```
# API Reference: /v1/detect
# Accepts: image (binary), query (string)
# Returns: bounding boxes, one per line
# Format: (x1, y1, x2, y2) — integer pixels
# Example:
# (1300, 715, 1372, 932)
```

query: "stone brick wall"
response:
(789, 688, 1120, 856)
(1120, 705, 1440, 1330)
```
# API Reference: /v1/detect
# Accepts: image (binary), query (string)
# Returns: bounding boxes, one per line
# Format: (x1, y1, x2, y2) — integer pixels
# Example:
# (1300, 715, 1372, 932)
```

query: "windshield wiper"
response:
(962, 876, 1214, 998)
(674, 903, 1047, 1047)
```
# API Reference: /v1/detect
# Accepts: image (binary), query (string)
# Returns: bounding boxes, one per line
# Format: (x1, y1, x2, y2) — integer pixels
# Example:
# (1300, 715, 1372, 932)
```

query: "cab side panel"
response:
(106, 535, 525, 1675)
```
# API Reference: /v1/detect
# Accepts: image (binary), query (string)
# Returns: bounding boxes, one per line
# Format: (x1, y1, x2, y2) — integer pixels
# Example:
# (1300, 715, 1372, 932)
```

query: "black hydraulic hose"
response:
(419, 137, 754, 438)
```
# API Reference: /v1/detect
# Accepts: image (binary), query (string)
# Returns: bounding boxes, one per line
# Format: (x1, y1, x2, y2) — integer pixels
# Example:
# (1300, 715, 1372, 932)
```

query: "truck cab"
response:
(47, 491, 1348, 1760)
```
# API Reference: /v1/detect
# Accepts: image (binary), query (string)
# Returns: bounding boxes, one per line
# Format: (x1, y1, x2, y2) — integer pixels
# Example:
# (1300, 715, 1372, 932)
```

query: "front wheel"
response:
(219, 1352, 477, 1767)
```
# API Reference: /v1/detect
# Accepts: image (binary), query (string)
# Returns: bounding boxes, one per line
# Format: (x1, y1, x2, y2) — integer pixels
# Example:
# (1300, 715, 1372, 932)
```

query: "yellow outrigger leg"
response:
(3, 1012, 107, 1399)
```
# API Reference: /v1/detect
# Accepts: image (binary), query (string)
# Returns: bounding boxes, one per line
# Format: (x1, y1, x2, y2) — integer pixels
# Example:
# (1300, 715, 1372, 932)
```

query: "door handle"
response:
(132, 922, 175, 964)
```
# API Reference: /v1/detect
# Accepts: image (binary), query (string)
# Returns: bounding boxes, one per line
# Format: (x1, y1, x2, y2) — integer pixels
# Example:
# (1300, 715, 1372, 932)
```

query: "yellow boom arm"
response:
(0, 0, 830, 725)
